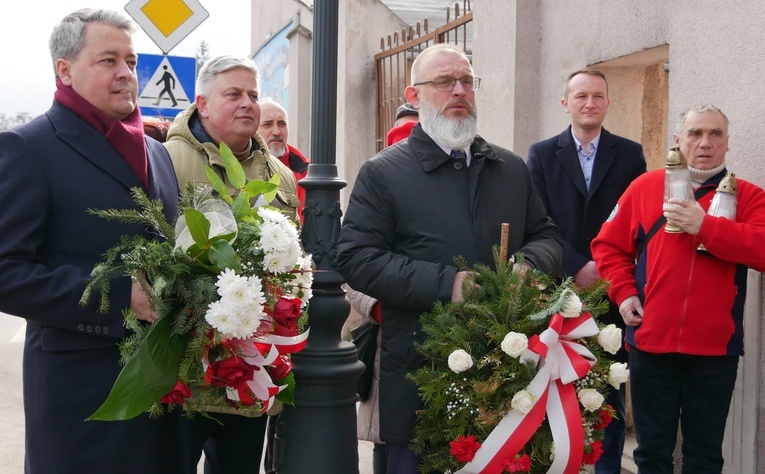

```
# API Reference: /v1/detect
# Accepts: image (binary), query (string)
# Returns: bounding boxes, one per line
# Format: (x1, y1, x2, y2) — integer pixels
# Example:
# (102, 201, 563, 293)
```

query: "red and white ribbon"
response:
(456, 313, 598, 474)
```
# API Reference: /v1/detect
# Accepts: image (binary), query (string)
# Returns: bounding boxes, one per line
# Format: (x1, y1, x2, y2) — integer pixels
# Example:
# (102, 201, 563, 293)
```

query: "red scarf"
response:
(54, 78, 148, 191)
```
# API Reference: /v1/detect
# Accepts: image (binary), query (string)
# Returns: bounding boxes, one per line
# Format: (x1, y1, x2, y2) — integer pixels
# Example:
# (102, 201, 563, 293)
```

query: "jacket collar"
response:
(408, 123, 502, 173)
(47, 102, 143, 192)
(556, 125, 617, 197)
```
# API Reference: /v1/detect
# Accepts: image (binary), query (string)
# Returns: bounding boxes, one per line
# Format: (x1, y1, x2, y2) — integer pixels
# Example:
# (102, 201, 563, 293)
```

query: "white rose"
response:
(559, 289, 583, 318)
(447, 349, 473, 374)
(501, 332, 528, 358)
(598, 324, 622, 355)
(511, 390, 536, 414)
(578, 388, 605, 412)
(608, 363, 630, 389)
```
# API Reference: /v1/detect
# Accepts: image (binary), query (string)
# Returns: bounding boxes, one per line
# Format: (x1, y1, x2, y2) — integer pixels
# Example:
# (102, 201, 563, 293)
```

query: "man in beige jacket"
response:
(164, 55, 298, 474)
(165, 55, 298, 222)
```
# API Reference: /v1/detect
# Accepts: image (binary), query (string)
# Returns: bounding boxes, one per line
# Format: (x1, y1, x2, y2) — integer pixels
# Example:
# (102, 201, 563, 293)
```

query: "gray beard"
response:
(419, 98, 478, 150)
(268, 142, 287, 158)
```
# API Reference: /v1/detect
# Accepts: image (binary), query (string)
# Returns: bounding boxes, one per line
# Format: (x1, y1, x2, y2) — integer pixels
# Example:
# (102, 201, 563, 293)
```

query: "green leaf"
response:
(219, 142, 246, 190)
(208, 239, 240, 272)
(88, 314, 186, 420)
(274, 372, 296, 406)
(231, 191, 253, 221)
(263, 174, 281, 204)
(184, 208, 211, 249)
(243, 179, 279, 197)
(205, 166, 232, 203)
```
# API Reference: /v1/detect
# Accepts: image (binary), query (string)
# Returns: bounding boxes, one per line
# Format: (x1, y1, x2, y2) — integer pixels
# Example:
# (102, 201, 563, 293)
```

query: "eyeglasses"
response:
(413, 77, 481, 92)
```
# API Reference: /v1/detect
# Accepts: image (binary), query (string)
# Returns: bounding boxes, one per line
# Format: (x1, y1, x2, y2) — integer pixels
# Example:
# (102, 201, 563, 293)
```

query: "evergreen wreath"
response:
(410, 250, 626, 473)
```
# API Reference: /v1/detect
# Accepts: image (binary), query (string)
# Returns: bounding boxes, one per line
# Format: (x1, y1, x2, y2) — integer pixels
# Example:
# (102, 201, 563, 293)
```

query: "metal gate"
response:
(374, 2, 473, 151)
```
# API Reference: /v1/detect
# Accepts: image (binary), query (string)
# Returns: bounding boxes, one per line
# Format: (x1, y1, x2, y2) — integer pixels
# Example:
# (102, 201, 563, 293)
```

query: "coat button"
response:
(77, 324, 85, 332)
(453, 161, 464, 171)
(94, 326, 102, 334)
(103, 327, 110, 335)
(86, 325, 94, 333)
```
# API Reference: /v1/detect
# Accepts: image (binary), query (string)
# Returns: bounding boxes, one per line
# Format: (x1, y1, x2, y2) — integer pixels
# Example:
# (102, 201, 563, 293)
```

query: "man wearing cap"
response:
(386, 102, 419, 146)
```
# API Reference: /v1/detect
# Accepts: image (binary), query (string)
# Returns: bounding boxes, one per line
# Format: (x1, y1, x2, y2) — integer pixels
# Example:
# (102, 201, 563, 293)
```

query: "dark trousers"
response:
(629, 346, 738, 474)
(177, 413, 267, 473)
(385, 444, 441, 474)
(594, 383, 626, 474)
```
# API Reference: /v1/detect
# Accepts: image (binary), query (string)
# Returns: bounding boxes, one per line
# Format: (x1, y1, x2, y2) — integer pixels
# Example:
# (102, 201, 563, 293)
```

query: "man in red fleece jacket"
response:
(592, 104, 765, 474)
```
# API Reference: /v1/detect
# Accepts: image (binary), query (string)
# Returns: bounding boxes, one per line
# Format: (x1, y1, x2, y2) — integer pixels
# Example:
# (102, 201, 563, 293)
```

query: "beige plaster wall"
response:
(474, 0, 765, 186)
(337, 0, 407, 207)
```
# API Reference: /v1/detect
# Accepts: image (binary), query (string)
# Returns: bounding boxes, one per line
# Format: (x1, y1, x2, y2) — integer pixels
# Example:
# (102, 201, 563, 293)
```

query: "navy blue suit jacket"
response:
(0, 102, 183, 473)
(527, 126, 645, 332)
(527, 126, 645, 277)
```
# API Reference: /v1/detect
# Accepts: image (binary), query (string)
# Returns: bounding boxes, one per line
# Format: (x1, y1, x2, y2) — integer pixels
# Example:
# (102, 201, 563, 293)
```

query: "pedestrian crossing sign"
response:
(137, 54, 196, 119)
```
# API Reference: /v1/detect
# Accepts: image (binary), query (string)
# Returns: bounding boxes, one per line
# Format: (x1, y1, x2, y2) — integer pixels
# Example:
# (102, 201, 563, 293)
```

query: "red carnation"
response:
(503, 453, 532, 473)
(267, 354, 294, 381)
(270, 296, 302, 336)
(583, 440, 604, 465)
(594, 407, 614, 430)
(205, 356, 255, 389)
(450, 435, 482, 463)
(161, 380, 192, 405)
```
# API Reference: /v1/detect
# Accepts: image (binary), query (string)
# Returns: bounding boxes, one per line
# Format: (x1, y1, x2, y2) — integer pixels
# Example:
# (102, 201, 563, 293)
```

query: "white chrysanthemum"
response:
(263, 239, 303, 274)
(287, 254, 314, 304)
(244, 275, 267, 307)
(258, 207, 289, 224)
(205, 296, 266, 340)
(215, 268, 243, 292)
(259, 221, 291, 252)
(216, 272, 252, 302)
(205, 300, 238, 337)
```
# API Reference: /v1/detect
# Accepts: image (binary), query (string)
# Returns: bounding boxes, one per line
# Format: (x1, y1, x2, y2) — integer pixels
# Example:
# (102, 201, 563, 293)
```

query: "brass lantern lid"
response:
(665, 146, 687, 170)
(717, 172, 737, 195)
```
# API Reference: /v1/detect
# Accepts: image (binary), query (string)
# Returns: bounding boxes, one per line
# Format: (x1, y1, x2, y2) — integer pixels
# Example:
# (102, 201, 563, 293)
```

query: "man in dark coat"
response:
(0, 9, 182, 473)
(336, 44, 562, 473)
(526, 68, 646, 474)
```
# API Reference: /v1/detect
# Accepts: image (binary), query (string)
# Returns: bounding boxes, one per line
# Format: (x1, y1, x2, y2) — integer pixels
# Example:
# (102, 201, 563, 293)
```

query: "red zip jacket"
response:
(591, 169, 765, 356)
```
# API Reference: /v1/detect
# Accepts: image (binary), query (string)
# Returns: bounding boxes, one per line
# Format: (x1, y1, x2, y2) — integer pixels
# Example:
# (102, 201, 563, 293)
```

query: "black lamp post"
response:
(277, 0, 364, 472)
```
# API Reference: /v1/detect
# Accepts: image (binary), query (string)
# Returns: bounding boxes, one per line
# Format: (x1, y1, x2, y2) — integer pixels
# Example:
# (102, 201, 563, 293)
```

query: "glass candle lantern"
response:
(664, 146, 694, 233)
(698, 172, 737, 253)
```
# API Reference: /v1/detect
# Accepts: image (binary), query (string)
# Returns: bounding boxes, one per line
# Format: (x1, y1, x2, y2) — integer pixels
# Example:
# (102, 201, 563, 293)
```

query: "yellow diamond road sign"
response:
(125, 0, 209, 54)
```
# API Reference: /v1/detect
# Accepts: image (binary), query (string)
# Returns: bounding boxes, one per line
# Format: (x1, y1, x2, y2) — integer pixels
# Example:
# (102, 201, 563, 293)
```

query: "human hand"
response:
(451, 271, 473, 302)
(573, 261, 599, 289)
(619, 295, 644, 326)
(130, 276, 159, 323)
(663, 199, 706, 235)
(512, 261, 533, 277)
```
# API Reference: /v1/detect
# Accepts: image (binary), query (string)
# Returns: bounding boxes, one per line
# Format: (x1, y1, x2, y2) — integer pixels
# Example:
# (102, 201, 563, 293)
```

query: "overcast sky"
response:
(0, 0, 251, 117)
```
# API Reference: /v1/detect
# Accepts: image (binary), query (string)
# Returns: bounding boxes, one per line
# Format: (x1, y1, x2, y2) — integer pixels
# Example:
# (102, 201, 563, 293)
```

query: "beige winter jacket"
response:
(164, 104, 299, 221)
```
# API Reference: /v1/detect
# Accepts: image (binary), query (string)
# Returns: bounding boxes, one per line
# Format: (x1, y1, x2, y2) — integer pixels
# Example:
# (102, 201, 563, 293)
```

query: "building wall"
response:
(338, 0, 407, 207)
(250, 0, 314, 154)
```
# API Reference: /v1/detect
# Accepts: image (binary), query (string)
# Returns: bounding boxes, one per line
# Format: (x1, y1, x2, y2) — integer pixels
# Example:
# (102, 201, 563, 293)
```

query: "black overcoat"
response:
(337, 124, 562, 445)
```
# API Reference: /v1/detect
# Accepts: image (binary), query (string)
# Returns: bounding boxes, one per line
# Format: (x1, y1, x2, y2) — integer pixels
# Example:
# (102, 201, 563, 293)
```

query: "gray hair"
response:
(674, 104, 730, 135)
(49, 9, 137, 76)
(410, 44, 469, 85)
(196, 56, 260, 98)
